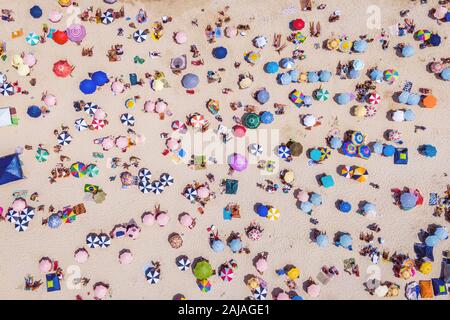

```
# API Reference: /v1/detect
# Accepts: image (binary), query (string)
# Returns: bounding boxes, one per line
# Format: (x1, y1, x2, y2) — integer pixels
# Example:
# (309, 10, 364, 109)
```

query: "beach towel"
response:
(431, 278, 448, 296)
(419, 280, 434, 298)
(429, 193, 438, 205)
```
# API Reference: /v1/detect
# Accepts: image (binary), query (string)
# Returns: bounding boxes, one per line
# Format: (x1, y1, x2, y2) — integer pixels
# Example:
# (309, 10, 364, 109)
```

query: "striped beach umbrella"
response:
(0, 82, 14, 96)
(133, 30, 147, 43)
(254, 286, 267, 300)
(315, 88, 329, 101)
(86, 233, 101, 248)
(184, 187, 197, 201)
(278, 145, 291, 159)
(219, 267, 234, 282)
(138, 180, 152, 194)
(150, 181, 165, 194)
(159, 173, 174, 187)
(138, 168, 152, 182)
(176, 257, 191, 271)
(384, 69, 399, 83)
(367, 92, 381, 105)
(35, 148, 49, 162)
(15, 218, 29, 232)
(98, 233, 111, 248)
(415, 29, 431, 42)
(145, 267, 160, 284)
(20, 207, 35, 223)
(197, 279, 211, 293)
(365, 105, 377, 117)
(267, 207, 280, 221)
(92, 118, 106, 130)
(26, 32, 40, 46)
(57, 131, 72, 146)
(6, 209, 20, 224)
(120, 113, 135, 126)
(248, 143, 263, 156)
(352, 166, 368, 183)
(70, 162, 87, 178)
(339, 165, 354, 178)
(74, 118, 88, 131)
(84, 102, 98, 116)
(357, 145, 371, 159)
(351, 131, 365, 145)
(86, 164, 99, 177)
(101, 11, 114, 24)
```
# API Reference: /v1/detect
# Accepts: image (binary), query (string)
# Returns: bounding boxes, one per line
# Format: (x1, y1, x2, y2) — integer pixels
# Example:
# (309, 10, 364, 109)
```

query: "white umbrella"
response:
(139, 180, 152, 194)
(176, 257, 191, 271)
(6, 209, 20, 223)
(14, 218, 29, 232)
(74, 118, 88, 131)
(145, 267, 160, 284)
(98, 233, 111, 248)
(20, 207, 35, 223)
(392, 110, 405, 122)
(0, 82, 14, 96)
(253, 36, 268, 48)
(57, 132, 72, 146)
(248, 143, 263, 156)
(86, 233, 101, 248)
(253, 286, 267, 300)
(303, 114, 316, 127)
(184, 187, 197, 201)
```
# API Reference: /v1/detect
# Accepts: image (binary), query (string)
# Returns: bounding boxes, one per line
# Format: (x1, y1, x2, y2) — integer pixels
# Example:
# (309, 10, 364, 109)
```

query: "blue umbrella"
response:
(211, 239, 225, 252)
(369, 69, 383, 81)
(446, 12, 450, 22)
(363, 203, 376, 214)
(353, 40, 368, 53)
(425, 235, 439, 247)
(398, 91, 410, 104)
(441, 67, 450, 81)
(79, 79, 97, 94)
(303, 96, 313, 107)
(278, 73, 292, 85)
(300, 201, 313, 213)
(229, 239, 242, 252)
(402, 45, 415, 57)
(404, 109, 416, 121)
(319, 70, 332, 82)
(419, 144, 437, 157)
(27, 105, 42, 118)
(382, 145, 395, 157)
(316, 234, 328, 247)
(257, 204, 269, 217)
(48, 214, 62, 229)
(372, 142, 384, 154)
(348, 69, 360, 79)
(406, 93, 420, 105)
(264, 61, 279, 74)
(278, 145, 291, 159)
(307, 72, 319, 83)
(339, 234, 352, 249)
(181, 73, 199, 89)
(260, 111, 274, 124)
(428, 34, 441, 46)
(289, 69, 299, 82)
(309, 149, 322, 161)
(280, 57, 295, 69)
(339, 201, 352, 213)
(309, 193, 322, 206)
(256, 90, 270, 104)
(30, 5, 43, 18)
(434, 227, 448, 240)
(330, 136, 343, 149)
(400, 192, 416, 210)
(336, 93, 351, 105)
(212, 46, 227, 59)
(91, 71, 109, 86)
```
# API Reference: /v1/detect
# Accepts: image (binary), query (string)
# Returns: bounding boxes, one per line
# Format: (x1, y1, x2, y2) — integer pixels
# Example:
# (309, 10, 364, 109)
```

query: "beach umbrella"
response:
(229, 153, 248, 172)
(415, 29, 431, 41)
(93, 108, 106, 120)
(93, 283, 109, 300)
(292, 18, 305, 30)
(422, 95, 437, 108)
(278, 72, 292, 85)
(340, 165, 354, 178)
(319, 147, 331, 161)
(30, 5, 43, 18)
(225, 26, 237, 38)
(435, 227, 448, 240)
(434, 5, 448, 19)
(253, 286, 267, 300)
(98, 233, 111, 248)
(260, 111, 274, 124)
(49, 10, 63, 23)
(256, 89, 270, 104)
(400, 192, 416, 210)
(310, 193, 322, 206)
(138, 180, 151, 194)
(246, 51, 261, 64)
(66, 24, 86, 43)
(133, 30, 147, 43)
(91, 71, 109, 86)
(220, 267, 234, 282)
(365, 105, 377, 117)
(52, 60, 73, 78)
(232, 124, 246, 138)
(357, 145, 371, 159)
(264, 61, 279, 74)
(339, 234, 352, 249)
(339, 201, 352, 213)
(27, 106, 41, 118)
(428, 34, 441, 47)
(430, 61, 444, 73)
(296, 190, 309, 202)
(388, 130, 402, 142)
(348, 69, 360, 79)
(17, 64, 31, 77)
(194, 261, 213, 280)
(184, 187, 197, 201)
(289, 69, 300, 82)
(353, 105, 366, 117)
(145, 267, 160, 284)
(398, 91, 410, 104)
(35, 148, 49, 162)
(374, 285, 389, 297)
(326, 38, 340, 50)
(367, 92, 381, 105)
(229, 239, 242, 252)
(0, 82, 14, 96)
(15, 218, 29, 232)
(363, 203, 377, 216)
(26, 33, 40, 46)
(150, 181, 165, 194)
(48, 214, 62, 229)
(42, 93, 56, 106)
(197, 279, 211, 293)
(352, 166, 368, 183)
(342, 141, 357, 157)
(57, 132, 72, 146)
(83, 102, 98, 116)
(174, 32, 187, 44)
(369, 69, 383, 81)
(267, 207, 280, 221)
(6, 209, 20, 224)
(118, 251, 133, 265)
(316, 234, 328, 247)
(120, 113, 135, 126)
(441, 67, 450, 81)
(425, 235, 439, 247)
(353, 59, 365, 71)
(300, 201, 313, 214)
(315, 88, 329, 101)
(189, 114, 205, 128)
(277, 145, 291, 159)
(280, 57, 295, 69)
(307, 283, 321, 297)
(289, 89, 305, 107)
(171, 120, 187, 133)
(70, 162, 87, 178)
(159, 173, 174, 187)
(52, 30, 68, 45)
(392, 110, 405, 122)
(319, 70, 332, 82)
(336, 93, 351, 105)
(303, 114, 316, 127)
(86, 233, 100, 248)
(384, 69, 399, 83)
(256, 204, 269, 217)
(74, 118, 88, 131)
(211, 239, 225, 252)
(179, 213, 193, 228)
(181, 73, 199, 89)
(86, 164, 99, 178)
(307, 72, 319, 83)
(419, 144, 437, 157)
(353, 40, 368, 53)
(176, 257, 191, 271)
(351, 131, 365, 145)
(248, 144, 263, 156)
(91, 118, 106, 130)
(39, 258, 53, 273)
(404, 109, 415, 121)
(383, 145, 395, 157)
(329, 137, 343, 150)
(407, 93, 420, 105)
(79, 79, 97, 95)
(339, 39, 352, 53)
(286, 141, 303, 156)
(101, 11, 114, 24)
(212, 46, 227, 59)
(402, 45, 415, 57)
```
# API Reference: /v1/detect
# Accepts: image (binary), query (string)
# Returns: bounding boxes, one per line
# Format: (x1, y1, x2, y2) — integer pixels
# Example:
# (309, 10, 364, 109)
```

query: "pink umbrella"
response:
(144, 100, 155, 113)
(115, 136, 129, 149)
(388, 130, 402, 142)
(255, 258, 268, 273)
(166, 138, 180, 151)
(225, 26, 237, 38)
(101, 137, 114, 151)
(66, 24, 87, 44)
(12, 198, 27, 212)
(229, 153, 248, 172)
(42, 93, 57, 107)
(232, 125, 246, 138)
(111, 81, 125, 94)
(39, 257, 53, 273)
(126, 225, 141, 240)
(307, 283, 321, 297)
(276, 292, 290, 300)
(22, 53, 37, 67)
(74, 248, 89, 264)
(141, 212, 156, 226)
(119, 251, 133, 264)
(94, 109, 106, 120)
(179, 213, 193, 228)
(155, 101, 167, 113)
(156, 212, 170, 227)
(174, 32, 187, 44)
(48, 10, 63, 23)
(296, 190, 309, 202)
(93, 283, 109, 300)
(197, 186, 210, 199)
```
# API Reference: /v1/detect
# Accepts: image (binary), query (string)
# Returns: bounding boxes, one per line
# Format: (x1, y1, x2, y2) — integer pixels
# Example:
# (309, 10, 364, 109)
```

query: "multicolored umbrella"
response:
(189, 114, 206, 128)
(57, 132, 72, 146)
(70, 162, 87, 178)
(219, 267, 234, 282)
(289, 89, 305, 107)
(384, 69, 399, 83)
(415, 29, 431, 42)
(74, 118, 88, 131)
(319, 147, 331, 161)
(315, 88, 329, 101)
(197, 279, 211, 293)
(86, 164, 99, 177)
(267, 207, 280, 221)
(357, 145, 371, 159)
(171, 120, 187, 132)
(341, 141, 357, 157)
(339, 39, 352, 52)
(35, 148, 49, 162)
(367, 92, 381, 105)
(26, 32, 40, 46)
(351, 131, 365, 145)
(340, 165, 354, 178)
(61, 210, 76, 224)
(352, 166, 368, 183)
(278, 145, 291, 159)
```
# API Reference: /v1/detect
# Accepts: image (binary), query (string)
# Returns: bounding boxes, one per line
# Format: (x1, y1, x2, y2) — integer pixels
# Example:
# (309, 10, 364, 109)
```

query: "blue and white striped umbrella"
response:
(277, 145, 291, 159)
(133, 30, 147, 43)
(145, 267, 160, 284)
(74, 118, 88, 131)
(101, 11, 114, 24)
(253, 286, 267, 300)
(15, 218, 29, 232)
(84, 102, 98, 116)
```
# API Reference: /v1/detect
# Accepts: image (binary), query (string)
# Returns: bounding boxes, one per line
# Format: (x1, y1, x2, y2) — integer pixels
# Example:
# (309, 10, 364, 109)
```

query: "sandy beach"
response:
(0, 0, 449, 300)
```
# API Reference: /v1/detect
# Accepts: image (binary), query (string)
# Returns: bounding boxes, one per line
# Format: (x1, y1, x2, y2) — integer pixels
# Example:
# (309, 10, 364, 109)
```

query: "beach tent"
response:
(0, 107, 12, 127)
(0, 153, 24, 185)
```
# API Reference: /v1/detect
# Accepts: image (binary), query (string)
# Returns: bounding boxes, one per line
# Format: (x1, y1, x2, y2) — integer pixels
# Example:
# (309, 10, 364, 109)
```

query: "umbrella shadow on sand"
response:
(271, 287, 285, 299)
(333, 231, 347, 246)
(309, 228, 320, 242)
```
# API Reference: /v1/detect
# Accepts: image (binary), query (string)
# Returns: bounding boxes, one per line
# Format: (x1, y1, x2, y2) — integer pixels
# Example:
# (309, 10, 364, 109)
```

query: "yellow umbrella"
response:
(12, 54, 23, 68)
(339, 39, 352, 53)
(58, 0, 72, 7)
(419, 261, 432, 274)
(353, 105, 366, 117)
(267, 207, 280, 221)
(287, 267, 300, 280)
(125, 98, 136, 109)
(247, 277, 259, 290)
(152, 79, 164, 91)
(283, 170, 295, 184)
(327, 38, 340, 50)
(246, 52, 260, 65)
(17, 63, 31, 76)
(299, 72, 308, 82)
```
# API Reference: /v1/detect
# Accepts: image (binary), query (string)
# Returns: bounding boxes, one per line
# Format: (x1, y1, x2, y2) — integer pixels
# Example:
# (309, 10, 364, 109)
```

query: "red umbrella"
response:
(292, 19, 305, 30)
(53, 60, 74, 77)
(52, 30, 69, 45)
(92, 118, 106, 130)
(219, 266, 234, 282)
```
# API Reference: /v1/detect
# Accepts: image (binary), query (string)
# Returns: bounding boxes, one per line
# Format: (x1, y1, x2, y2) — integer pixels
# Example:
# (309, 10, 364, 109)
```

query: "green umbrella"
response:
(36, 148, 49, 162)
(86, 164, 100, 177)
(315, 88, 329, 101)
(26, 33, 40, 46)
(243, 113, 260, 129)
(193, 260, 213, 280)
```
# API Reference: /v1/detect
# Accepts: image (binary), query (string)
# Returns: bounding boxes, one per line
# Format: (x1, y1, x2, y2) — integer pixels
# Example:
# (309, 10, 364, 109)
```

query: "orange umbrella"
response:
(422, 95, 437, 108)
(52, 30, 68, 45)
(53, 60, 74, 77)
